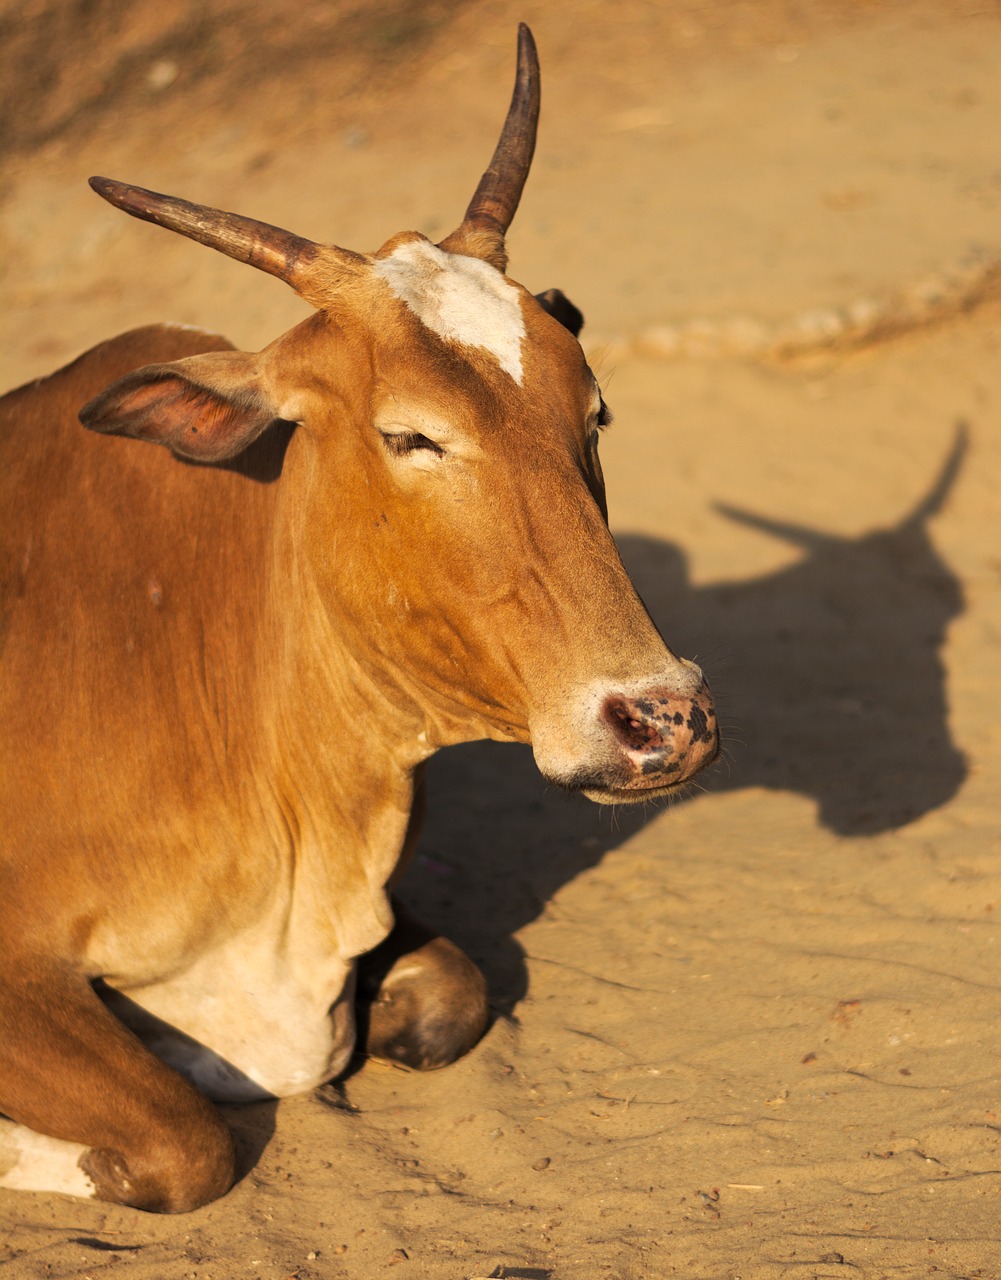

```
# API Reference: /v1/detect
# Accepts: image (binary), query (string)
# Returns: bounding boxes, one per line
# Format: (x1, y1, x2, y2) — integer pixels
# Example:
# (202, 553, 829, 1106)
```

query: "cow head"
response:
(79, 26, 719, 803)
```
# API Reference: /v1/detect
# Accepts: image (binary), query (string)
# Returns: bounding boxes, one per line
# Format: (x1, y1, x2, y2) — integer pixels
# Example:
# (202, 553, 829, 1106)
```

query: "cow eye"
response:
(381, 430, 445, 458)
(597, 396, 613, 429)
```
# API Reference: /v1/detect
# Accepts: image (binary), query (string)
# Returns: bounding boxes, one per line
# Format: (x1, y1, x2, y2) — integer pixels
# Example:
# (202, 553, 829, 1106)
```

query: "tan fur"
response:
(0, 59, 718, 1214)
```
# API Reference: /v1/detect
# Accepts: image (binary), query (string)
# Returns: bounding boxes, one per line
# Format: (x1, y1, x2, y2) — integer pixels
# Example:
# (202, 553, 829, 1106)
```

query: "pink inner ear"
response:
(82, 366, 277, 464)
(152, 383, 265, 462)
(123, 380, 179, 415)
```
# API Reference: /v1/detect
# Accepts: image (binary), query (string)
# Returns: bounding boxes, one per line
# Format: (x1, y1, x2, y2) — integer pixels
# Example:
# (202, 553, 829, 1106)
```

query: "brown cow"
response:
(0, 27, 718, 1212)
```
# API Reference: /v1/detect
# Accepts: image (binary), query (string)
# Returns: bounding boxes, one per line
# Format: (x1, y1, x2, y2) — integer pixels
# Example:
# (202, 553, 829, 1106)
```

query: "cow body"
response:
(2, 323, 419, 1096)
(0, 28, 718, 1211)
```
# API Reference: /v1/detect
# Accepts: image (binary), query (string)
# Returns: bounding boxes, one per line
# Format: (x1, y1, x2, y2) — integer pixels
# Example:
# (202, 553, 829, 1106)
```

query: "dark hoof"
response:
(358, 908, 489, 1071)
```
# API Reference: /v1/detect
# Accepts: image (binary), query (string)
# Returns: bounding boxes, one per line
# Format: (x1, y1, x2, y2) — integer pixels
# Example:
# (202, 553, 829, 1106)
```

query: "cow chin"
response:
(579, 775, 700, 806)
(547, 763, 706, 807)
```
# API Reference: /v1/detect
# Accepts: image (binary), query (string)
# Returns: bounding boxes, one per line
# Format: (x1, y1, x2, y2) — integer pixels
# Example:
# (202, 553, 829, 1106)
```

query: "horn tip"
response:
(517, 23, 539, 70)
(89, 176, 133, 208)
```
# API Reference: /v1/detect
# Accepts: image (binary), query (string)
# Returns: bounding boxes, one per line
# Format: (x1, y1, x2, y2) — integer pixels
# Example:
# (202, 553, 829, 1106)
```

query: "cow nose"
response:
(603, 681, 719, 787)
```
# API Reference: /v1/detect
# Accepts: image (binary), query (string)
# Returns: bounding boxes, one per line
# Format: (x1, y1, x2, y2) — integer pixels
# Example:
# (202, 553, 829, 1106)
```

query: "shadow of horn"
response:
(713, 418, 969, 547)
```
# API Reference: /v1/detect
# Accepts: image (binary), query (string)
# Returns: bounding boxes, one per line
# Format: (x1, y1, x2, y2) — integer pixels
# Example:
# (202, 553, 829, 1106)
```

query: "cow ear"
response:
(534, 288, 584, 338)
(79, 351, 283, 463)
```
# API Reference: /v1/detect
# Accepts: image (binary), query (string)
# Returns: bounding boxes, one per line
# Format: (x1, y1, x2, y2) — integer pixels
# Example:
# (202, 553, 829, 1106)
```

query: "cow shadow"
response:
(396, 426, 968, 1013)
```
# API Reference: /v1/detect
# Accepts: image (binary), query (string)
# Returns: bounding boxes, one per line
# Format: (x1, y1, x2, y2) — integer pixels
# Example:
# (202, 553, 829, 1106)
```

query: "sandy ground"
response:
(2, 1, 1001, 1277)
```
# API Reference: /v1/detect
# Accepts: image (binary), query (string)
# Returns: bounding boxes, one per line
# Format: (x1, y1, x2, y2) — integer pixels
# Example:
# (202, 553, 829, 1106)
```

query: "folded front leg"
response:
(357, 902, 489, 1071)
(0, 958, 234, 1212)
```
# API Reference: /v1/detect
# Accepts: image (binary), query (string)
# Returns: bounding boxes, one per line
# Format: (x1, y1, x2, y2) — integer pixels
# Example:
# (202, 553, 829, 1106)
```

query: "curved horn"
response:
(439, 24, 540, 267)
(88, 177, 360, 294)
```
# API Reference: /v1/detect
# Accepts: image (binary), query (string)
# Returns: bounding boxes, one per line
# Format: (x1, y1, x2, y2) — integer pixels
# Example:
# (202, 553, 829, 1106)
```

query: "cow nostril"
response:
(604, 686, 718, 758)
(597, 682, 719, 793)
(606, 697, 666, 751)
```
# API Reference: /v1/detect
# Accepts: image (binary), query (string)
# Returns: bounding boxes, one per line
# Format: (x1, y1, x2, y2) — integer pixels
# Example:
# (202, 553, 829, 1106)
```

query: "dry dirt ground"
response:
(2, 1, 1001, 1277)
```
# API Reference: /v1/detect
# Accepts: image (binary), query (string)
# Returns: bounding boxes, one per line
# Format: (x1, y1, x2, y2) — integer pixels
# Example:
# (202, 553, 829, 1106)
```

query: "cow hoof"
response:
(358, 915, 489, 1071)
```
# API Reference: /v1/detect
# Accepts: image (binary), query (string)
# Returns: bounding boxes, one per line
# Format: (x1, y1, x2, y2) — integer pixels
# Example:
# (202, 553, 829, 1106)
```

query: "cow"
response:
(0, 26, 718, 1213)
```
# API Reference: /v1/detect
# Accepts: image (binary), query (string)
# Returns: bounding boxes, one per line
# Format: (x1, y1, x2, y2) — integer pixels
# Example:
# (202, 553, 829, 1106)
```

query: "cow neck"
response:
(250, 502, 423, 960)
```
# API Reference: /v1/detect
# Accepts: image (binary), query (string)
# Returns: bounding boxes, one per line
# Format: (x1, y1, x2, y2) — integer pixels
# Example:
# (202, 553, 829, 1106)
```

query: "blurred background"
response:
(4, 0, 1001, 379)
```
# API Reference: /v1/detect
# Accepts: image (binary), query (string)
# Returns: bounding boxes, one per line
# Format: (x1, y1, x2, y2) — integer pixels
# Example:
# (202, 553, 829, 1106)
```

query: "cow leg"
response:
(357, 901, 489, 1070)
(0, 960, 234, 1211)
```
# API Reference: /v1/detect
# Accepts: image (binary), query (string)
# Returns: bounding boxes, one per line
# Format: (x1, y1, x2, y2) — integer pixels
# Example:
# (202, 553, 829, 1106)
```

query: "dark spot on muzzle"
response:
(687, 703, 709, 742)
(601, 681, 720, 792)
(642, 757, 682, 776)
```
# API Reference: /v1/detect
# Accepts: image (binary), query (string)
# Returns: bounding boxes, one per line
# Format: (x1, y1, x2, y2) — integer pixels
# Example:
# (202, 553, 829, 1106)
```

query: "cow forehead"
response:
(371, 239, 526, 385)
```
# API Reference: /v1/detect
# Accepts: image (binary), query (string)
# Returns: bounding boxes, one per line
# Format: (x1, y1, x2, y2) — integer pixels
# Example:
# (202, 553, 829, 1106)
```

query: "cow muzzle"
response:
(534, 668, 719, 805)
(592, 678, 719, 801)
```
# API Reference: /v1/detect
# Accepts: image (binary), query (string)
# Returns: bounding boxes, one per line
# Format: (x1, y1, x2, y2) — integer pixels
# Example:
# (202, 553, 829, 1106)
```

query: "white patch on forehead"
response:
(372, 239, 526, 384)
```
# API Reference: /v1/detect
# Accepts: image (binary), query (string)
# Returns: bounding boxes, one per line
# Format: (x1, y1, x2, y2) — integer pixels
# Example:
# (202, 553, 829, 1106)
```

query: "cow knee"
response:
(81, 1117, 235, 1213)
(365, 936, 489, 1071)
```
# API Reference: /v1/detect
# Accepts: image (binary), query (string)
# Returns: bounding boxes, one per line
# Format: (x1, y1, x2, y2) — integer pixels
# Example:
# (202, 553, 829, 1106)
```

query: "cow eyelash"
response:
(381, 431, 445, 458)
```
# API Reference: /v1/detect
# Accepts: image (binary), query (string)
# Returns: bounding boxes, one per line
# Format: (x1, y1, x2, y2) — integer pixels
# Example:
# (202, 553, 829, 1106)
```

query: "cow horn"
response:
(88, 177, 364, 294)
(439, 23, 540, 269)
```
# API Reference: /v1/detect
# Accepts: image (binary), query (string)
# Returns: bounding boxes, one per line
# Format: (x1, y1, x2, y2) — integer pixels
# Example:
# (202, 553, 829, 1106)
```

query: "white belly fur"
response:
(101, 930, 359, 1103)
